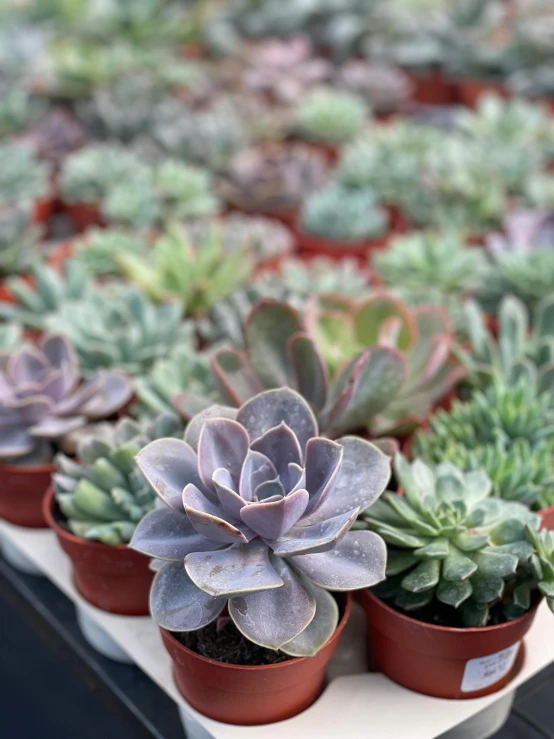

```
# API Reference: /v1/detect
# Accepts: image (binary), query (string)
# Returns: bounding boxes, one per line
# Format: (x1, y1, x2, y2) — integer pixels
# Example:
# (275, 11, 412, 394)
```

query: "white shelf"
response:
(1, 518, 553, 739)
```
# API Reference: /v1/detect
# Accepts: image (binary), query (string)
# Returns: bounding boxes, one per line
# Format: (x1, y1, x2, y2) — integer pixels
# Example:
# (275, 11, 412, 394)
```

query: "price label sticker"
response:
(461, 643, 520, 693)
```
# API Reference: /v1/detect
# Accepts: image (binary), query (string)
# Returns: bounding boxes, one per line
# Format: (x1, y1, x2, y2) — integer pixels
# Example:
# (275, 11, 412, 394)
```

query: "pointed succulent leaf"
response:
(303, 437, 343, 515)
(197, 417, 249, 493)
(437, 579, 473, 608)
(130, 506, 217, 561)
(271, 507, 359, 557)
(250, 422, 302, 488)
(238, 449, 277, 502)
(401, 559, 440, 593)
(183, 404, 238, 451)
(136, 438, 203, 510)
(287, 333, 328, 411)
(280, 576, 339, 657)
(240, 489, 309, 539)
(183, 483, 248, 544)
(211, 348, 264, 406)
(213, 468, 245, 519)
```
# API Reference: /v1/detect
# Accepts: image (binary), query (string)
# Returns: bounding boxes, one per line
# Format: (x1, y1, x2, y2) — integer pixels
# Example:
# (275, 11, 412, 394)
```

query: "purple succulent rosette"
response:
(131, 387, 390, 656)
(0, 334, 132, 460)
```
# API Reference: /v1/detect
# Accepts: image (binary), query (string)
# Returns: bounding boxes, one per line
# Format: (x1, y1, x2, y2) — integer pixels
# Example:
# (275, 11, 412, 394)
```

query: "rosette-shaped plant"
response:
(0, 202, 39, 276)
(0, 334, 132, 462)
(53, 413, 181, 545)
(131, 388, 390, 654)
(73, 228, 150, 277)
(361, 455, 541, 626)
(486, 210, 554, 257)
(527, 527, 554, 614)
(294, 88, 367, 145)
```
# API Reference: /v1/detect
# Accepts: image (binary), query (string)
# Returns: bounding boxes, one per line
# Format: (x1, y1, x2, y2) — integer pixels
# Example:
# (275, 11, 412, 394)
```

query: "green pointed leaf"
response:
(443, 549, 478, 581)
(470, 575, 505, 604)
(460, 601, 489, 627)
(394, 588, 434, 611)
(401, 559, 440, 593)
(437, 578, 473, 608)
(386, 550, 419, 576)
(415, 539, 450, 559)
(473, 551, 519, 578)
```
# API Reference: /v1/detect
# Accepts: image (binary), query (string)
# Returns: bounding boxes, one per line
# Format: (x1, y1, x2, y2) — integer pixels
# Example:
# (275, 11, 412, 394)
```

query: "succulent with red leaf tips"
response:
(131, 387, 389, 654)
(175, 297, 463, 439)
(0, 334, 132, 463)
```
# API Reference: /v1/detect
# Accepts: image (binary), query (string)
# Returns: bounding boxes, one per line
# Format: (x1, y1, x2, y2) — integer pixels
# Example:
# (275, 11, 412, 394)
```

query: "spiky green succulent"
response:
(301, 183, 388, 243)
(73, 228, 150, 277)
(0, 259, 92, 330)
(293, 88, 367, 144)
(53, 413, 182, 546)
(414, 380, 554, 511)
(361, 455, 542, 626)
(45, 283, 190, 376)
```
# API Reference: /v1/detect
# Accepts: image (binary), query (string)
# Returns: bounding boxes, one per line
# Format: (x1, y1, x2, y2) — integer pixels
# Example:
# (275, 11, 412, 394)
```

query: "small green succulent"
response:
(101, 170, 160, 229)
(361, 455, 542, 626)
(0, 143, 49, 205)
(301, 183, 388, 243)
(45, 283, 190, 376)
(73, 228, 150, 277)
(0, 259, 92, 330)
(0, 322, 22, 350)
(294, 88, 368, 144)
(414, 380, 554, 511)
(0, 202, 40, 276)
(0, 86, 43, 136)
(53, 413, 182, 546)
(154, 160, 219, 220)
(527, 527, 554, 614)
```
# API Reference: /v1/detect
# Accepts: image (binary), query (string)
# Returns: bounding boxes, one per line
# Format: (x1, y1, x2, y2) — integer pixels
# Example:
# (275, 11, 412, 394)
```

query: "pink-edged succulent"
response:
(174, 298, 408, 442)
(0, 334, 132, 462)
(487, 209, 554, 257)
(310, 293, 465, 435)
(131, 387, 389, 655)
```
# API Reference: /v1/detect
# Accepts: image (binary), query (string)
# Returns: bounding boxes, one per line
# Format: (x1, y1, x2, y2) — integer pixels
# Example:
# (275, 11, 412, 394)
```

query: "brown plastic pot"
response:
(359, 589, 540, 699)
(63, 201, 104, 232)
(405, 68, 457, 105)
(457, 78, 508, 108)
(539, 504, 554, 530)
(43, 486, 153, 615)
(0, 461, 53, 527)
(161, 593, 352, 726)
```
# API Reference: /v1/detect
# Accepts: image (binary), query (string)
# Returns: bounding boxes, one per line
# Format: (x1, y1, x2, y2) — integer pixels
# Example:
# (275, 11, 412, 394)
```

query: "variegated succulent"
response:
(0, 334, 132, 463)
(131, 387, 390, 654)
(361, 455, 542, 627)
(53, 413, 182, 545)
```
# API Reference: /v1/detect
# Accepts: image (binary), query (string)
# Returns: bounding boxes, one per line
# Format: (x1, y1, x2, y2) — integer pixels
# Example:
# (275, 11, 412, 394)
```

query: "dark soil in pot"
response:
(43, 486, 153, 615)
(162, 592, 352, 725)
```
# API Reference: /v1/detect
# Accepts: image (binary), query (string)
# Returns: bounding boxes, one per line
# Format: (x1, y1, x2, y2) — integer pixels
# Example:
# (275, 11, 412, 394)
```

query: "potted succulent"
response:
(71, 227, 150, 277)
(218, 142, 327, 226)
(44, 413, 181, 615)
(0, 334, 132, 528)
(296, 182, 389, 261)
(358, 455, 551, 699)
(0, 143, 53, 226)
(0, 202, 41, 291)
(333, 60, 413, 116)
(130, 387, 390, 725)
(19, 107, 86, 169)
(292, 88, 368, 160)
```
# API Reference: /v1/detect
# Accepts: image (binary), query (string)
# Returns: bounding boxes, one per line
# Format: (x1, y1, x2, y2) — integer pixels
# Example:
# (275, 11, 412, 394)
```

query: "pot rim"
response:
(43, 484, 132, 554)
(360, 587, 542, 636)
(161, 590, 352, 672)
(0, 460, 55, 474)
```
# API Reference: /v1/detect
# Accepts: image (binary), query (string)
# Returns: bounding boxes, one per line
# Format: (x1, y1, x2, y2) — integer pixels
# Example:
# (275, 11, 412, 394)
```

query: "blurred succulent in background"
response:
(0, 84, 43, 137)
(373, 230, 488, 298)
(0, 143, 49, 205)
(181, 214, 293, 268)
(487, 210, 554, 257)
(73, 227, 150, 277)
(0, 322, 22, 351)
(525, 172, 554, 212)
(155, 160, 219, 220)
(333, 60, 412, 114)
(118, 225, 254, 316)
(362, 455, 541, 626)
(528, 527, 554, 614)
(46, 283, 189, 376)
(0, 334, 132, 464)
(293, 88, 368, 145)
(241, 36, 333, 104)
(0, 202, 40, 276)
(131, 387, 390, 653)
(20, 107, 86, 167)
(413, 380, 554, 511)
(53, 413, 182, 545)
(101, 171, 160, 229)
(300, 183, 388, 243)
(60, 143, 147, 205)
(0, 259, 92, 330)
(218, 143, 327, 216)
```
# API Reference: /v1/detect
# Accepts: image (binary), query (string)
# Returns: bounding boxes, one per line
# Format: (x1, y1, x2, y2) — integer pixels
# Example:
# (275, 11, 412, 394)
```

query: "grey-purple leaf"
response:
(0, 427, 35, 458)
(240, 488, 309, 539)
(183, 483, 247, 544)
(213, 467, 245, 520)
(212, 348, 264, 406)
(237, 387, 318, 452)
(150, 561, 225, 631)
(81, 372, 133, 419)
(270, 507, 359, 557)
(130, 506, 219, 561)
(250, 422, 302, 489)
(197, 418, 249, 493)
(183, 405, 238, 452)
(30, 415, 85, 438)
(280, 577, 338, 657)
(185, 540, 283, 597)
(304, 437, 343, 515)
(229, 556, 316, 649)
(292, 530, 387, 590)
(136, 438, 203, 510)
(8, 347, 48, 385)
(238, 449, 277, 502)
(253, 477, 286, 501)
(288, 333, 328, 411)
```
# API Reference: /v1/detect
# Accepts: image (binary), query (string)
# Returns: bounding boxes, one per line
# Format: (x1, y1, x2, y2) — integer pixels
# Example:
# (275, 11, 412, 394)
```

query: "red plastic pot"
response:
(161, 593, 352, 725)
(457, 78, 508, 108)
(33, 196, 57, 226)
(539, 504, 554, 530)
(63, 201, 104, 233)
(43, 486, 153, 615)
(405, 68, 457, 105)
(46, 240, 75, 270)
(0, 461, 54, 528)
(293, 225, 390, 264)
(359, 589, 540, 699)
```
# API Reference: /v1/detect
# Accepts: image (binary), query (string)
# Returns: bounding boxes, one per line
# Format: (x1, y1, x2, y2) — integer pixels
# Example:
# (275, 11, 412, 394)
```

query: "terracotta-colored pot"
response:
(46, 240, 75, 270)
(0, 461, 54, 528)
(33, 196, 56, 226)
(161, 593, 352, 725)
(457, 78, 508, 109)
(539, 504, 554, 530)
(63, 201, 104, 233)
(405, 68, 457, 105)
(225, 202, 299, 231)
(43, 486, 153, 615)
(359, 588, 540, 699)
(293, 225, 390, 264)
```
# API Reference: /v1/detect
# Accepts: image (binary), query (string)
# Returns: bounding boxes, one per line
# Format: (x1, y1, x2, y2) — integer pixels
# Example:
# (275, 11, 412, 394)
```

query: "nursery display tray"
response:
(2, 518, 554, 739)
